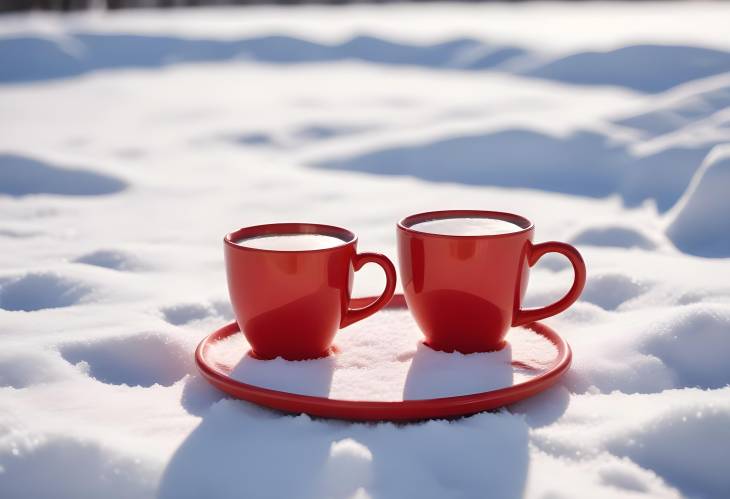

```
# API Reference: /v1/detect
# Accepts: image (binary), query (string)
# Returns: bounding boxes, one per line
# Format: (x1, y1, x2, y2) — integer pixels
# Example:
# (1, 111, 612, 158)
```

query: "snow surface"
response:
(207, 309, 558, 401)
(1, 3, 730, 499)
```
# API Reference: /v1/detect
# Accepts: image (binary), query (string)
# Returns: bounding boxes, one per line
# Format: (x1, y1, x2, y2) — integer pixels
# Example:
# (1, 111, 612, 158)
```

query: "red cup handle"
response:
(340, 252, 397, 328)
(512, 241, 587, 327)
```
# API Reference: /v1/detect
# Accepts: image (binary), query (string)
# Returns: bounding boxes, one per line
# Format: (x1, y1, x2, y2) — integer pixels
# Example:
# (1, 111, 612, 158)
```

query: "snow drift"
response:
(666, 144, 730, 257)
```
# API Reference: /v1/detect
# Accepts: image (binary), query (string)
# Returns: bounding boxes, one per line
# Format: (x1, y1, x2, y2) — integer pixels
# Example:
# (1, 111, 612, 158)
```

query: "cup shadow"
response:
(403, 341, 515, 400)
(157, 398, 530, 499)
(228, 351, 336, 398)
(156, 400, 334, 499)
(179, 341, 336, 418)
(161, 314, 533, 498)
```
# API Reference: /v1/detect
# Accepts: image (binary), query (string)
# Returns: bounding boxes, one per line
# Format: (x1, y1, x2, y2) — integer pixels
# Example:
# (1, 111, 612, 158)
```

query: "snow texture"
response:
(666, 145, 730, 257)
(207, 309, 558, 401)
(1, 4, 730, 499)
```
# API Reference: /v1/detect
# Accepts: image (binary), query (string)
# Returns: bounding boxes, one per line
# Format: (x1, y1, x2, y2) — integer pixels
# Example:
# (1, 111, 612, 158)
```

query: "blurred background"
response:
(5, 0, 726, 13)
(7, 0, 554, 12)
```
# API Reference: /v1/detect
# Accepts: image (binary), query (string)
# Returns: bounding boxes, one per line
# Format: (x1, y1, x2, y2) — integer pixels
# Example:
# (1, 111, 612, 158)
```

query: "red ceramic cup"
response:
(224, 223, 397, 360)
(397, 210, 586, 354)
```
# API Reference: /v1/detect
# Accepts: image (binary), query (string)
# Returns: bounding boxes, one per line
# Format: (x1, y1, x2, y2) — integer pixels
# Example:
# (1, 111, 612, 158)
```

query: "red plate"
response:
(195, 294, 572, 421)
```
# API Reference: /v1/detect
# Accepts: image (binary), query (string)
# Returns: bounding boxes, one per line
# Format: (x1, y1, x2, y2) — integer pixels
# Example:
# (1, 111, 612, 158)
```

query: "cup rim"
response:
(225, 223, 357, 254)
(397, 210, 534, 239)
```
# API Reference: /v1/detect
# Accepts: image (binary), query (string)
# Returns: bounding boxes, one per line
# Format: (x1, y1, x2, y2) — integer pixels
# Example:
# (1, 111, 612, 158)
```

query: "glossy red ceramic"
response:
(398, 210, 586, 353)
(195, 295, 572, 422)
(225, 223, 396, 360)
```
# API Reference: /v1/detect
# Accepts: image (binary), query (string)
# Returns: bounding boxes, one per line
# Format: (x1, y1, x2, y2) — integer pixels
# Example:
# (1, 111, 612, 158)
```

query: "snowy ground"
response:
(1, 3, 730, 498)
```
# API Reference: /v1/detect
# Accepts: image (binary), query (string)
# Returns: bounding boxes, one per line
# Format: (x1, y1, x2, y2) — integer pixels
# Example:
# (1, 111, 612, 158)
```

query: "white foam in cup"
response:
(235, 233, 346, 251)
(410, 217, 522, 236)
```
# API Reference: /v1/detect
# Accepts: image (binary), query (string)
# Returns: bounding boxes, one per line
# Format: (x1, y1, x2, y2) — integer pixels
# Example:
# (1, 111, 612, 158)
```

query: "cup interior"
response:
(225, 223, 356, 252)
(399, 210, 533, 238)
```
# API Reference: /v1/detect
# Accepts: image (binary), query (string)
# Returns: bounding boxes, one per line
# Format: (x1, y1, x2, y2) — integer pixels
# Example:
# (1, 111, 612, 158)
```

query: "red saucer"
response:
(195, 294, 572, 421)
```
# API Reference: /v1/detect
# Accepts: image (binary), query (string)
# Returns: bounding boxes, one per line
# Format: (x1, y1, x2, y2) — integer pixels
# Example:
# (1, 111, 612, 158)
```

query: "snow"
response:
(0, 153, 127, 197)
(207, 309, 558, 401)
(666, 144, 730, 257)
(1, 3, 729, 499)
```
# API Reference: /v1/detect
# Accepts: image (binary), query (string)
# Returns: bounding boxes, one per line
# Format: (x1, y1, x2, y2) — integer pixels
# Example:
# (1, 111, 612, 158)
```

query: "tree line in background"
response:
(4, 0, 456, 11)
